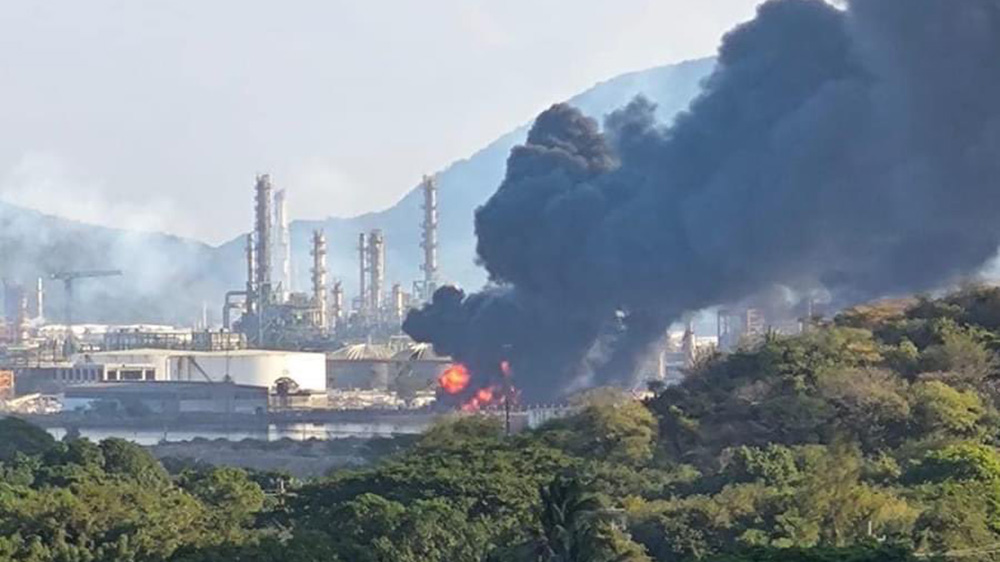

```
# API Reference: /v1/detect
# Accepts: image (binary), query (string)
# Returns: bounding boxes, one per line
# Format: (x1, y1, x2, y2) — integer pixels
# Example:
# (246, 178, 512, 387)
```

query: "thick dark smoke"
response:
(405, 0, 1000, 402)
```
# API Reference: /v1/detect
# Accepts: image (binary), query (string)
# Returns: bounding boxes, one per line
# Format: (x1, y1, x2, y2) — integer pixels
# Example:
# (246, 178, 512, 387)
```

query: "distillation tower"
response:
(273, 189, 292, 302)
(254, 174, 273, 315)
(418, 175, 439, 302)
(311, 230, 328, 330)
(368, 229, 386, 315)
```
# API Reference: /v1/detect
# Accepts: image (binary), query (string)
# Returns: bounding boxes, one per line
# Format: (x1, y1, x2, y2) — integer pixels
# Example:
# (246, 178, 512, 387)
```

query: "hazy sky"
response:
(0, 1, 762, 244)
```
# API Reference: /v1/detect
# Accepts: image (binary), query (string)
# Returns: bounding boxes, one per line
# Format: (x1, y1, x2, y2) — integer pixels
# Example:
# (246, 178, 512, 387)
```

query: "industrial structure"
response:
(228, 174, 332, 348)
(51, 269, 123, 352)
(415, 175, 439, 302)
(218, 172, 441, 350)
(311, 230, 328, 331)
(716, 300, 821, 352)
(368, 229, 385, 315)
(0, 170, 458, 418)
(273, 188, 293, 302)
(63, 382, 269, 415)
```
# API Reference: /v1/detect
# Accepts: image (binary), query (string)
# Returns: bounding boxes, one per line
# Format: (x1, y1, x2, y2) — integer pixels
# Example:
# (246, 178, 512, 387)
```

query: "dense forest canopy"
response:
(10, 286, 1000, 559)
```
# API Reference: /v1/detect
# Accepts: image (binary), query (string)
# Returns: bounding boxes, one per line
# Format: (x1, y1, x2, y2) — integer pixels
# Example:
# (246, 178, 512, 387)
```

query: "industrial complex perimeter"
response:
(0, 173, 785, 434)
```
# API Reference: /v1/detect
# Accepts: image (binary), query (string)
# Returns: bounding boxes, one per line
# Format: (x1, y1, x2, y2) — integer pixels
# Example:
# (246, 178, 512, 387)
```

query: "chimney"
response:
(311, 230, 328, 330)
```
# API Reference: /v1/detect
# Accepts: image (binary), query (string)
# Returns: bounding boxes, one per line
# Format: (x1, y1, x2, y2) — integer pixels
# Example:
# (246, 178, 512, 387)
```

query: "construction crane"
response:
(50, 269, 123, 353)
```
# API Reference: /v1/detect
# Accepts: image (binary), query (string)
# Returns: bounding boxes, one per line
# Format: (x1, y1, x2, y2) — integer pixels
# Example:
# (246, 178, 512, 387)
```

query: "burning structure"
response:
(406, 0, 1000, 403)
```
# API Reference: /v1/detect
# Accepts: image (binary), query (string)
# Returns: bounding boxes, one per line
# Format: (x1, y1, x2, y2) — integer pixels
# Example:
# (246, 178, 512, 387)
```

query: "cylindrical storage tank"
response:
(168, 351, 326, 392)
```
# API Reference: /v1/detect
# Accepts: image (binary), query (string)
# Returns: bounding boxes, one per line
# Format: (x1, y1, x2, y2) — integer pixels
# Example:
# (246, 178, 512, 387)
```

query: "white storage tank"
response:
(168, 350, 326, 392)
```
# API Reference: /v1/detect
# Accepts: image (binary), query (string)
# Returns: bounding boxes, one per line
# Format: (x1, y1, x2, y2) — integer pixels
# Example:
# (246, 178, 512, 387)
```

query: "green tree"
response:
(909, 381, 984, 437)
(722, 445, 799, 488)
(707, 543, 921, 561)
(906, 443, 1000, 485)
(539, 395, 658, 466)
(99, 437, 170, 486)
(180, 467, 266, 533)
(526, 476, 648, 562)
(815, 369, 910, 450)
(0, 418, 55, 462)
(322, 493, 491, 562)
(919, 327, 997, 386)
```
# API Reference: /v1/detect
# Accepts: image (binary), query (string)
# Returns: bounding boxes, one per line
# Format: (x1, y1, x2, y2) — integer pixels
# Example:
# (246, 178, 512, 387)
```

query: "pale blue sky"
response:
(0, 1, 762, 243)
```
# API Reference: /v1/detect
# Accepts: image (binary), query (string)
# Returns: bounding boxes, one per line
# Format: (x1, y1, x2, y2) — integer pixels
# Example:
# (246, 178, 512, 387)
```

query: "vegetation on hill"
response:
(10, 286, 1000, 560)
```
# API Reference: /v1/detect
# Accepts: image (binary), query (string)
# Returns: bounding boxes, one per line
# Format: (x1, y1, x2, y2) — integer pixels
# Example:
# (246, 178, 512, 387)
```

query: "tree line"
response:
(11, 286, 1000, 560)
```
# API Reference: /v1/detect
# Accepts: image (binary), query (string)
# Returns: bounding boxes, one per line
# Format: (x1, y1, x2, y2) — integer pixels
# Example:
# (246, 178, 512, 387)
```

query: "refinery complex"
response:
(0, 171, 801, 425)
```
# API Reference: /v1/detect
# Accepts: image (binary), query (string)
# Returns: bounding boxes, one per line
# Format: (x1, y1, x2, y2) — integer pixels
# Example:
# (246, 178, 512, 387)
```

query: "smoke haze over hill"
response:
(0, 60, 714, 325)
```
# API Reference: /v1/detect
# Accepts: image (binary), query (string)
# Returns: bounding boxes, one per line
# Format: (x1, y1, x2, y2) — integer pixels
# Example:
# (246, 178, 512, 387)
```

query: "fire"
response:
(462, 385, 498, 412)
(438, 364, 471, 395)
(440, 360, 516, 412)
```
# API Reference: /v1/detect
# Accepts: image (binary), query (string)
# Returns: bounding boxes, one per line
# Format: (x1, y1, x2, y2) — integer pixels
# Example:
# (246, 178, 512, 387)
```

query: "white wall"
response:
(79, 350, 171, 380)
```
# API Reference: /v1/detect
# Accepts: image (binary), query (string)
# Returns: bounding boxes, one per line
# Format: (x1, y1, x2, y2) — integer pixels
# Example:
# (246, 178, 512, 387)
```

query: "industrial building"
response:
(80, 348, 326, 392)
(0, 171, 453, 413)
(227, 174, 333, 348)
(223, 172, 444, 350)
(716, 299, 823, 352)
(326, 341, 448, 392)
(63, 382, 268, 415)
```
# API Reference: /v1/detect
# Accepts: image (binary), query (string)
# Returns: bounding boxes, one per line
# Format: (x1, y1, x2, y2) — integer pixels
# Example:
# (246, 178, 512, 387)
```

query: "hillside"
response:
(0, 58, 715, 325)
(0, 201, 238, 325)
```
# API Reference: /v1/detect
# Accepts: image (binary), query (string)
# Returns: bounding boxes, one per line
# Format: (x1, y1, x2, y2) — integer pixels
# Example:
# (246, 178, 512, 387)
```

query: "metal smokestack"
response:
(358, 232, 368, 316)
(368, 229, 385, 314)
(311, 230, 328, 330)
(254, 174, 273, 309)
(273, 188, 292, 302)
(420, 175, 439, 301)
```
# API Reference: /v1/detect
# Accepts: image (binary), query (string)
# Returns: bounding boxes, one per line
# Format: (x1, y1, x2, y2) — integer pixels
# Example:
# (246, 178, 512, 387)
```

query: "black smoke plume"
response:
(405, 0, 1000, 402)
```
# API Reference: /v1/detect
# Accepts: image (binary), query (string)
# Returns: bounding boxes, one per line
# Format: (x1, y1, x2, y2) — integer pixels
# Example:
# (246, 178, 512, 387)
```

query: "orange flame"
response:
(438, 364, 471, 395)
(462, 385, 498, 412)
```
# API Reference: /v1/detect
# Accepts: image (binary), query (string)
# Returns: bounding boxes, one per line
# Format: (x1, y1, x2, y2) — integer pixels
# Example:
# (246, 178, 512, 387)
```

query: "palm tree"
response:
(536, 476, 603, 562)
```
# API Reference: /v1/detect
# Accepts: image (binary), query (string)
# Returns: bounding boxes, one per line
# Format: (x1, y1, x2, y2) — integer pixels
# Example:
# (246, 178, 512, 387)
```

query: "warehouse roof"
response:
(326, 343, 394, 361)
